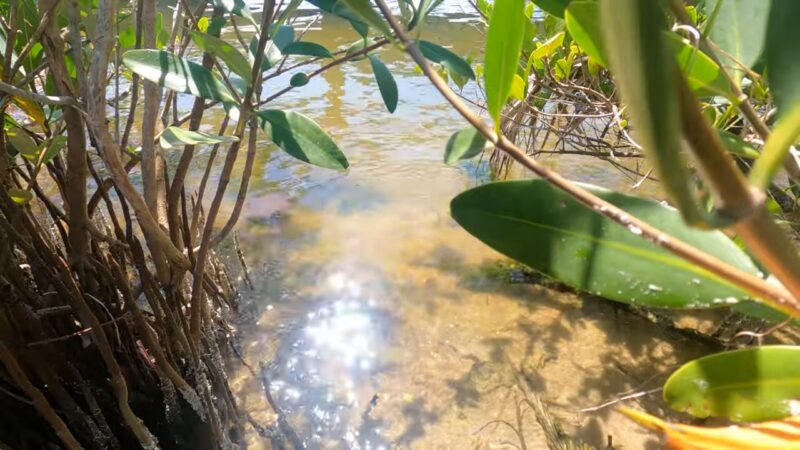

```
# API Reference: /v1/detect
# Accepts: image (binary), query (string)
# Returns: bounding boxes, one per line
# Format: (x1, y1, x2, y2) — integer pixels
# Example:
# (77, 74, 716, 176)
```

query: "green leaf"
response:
(119, 25, 136, 51)
(257, 109, 349, 171)
(341, 0, 393, 38)
(345, 38, 376, 61)
(122, 49, 236, 103)
(706, 0, 769, 80)
(41, 136, 68, 165)
(484, 0, 526, 128)
(444, 127, 487, 164)
(207, 17, 228, 36)
(282, 41, 332, 58)
(600, 1, 705, 226)
(272, 25, 295, 51)
(5, 126, 37, 159)
(565, 1, 607, 66)
(450, 180, 760, 308)
(250, 37, 284, 72)
(155, 12, 170, 48)
(534, 0, 572, 18)
(289, 72, 309, 87)
(159, 126, 239, 149)
(368, 55, 398, 113)
(275, 0, 304, 29)
(191, 31, 252, 84)
(664, 346, 800, 422)
(666, 33, 734, 99)
(213, 0, 256, 25)
(409, 0, 433, 30)
(8, 188, 32, 204)
(509, 73, 526, 100)
(305, 0, 368, 33)
(418, 40, 475, 81)
(748, 1, 800, 190)
(717, 130, 760, 159)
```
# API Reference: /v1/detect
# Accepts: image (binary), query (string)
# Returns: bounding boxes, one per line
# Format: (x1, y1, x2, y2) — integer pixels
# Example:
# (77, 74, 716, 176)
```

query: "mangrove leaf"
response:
(159, 127, 239, 149)
(190, 31, 252, 84)
(664, 346, 800, 422)
(368, 55, 398, 113)
(450, 180, 761, 308)
(418, 40, 475, 82)
(444, 127, 487, 164)
(706, 0, 769, 81)
(122, 50, 236, 103)
(565, 1, 606, 66)
(484, 0, 526, 128)
(282, 41, 333, 59)
(257, 110, 349, 171)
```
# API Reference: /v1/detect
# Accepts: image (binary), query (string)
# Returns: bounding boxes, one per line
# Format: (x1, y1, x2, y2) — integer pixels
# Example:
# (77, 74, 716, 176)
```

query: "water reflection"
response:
(261, 268, 391, 448)
(221, 3, 699, 449)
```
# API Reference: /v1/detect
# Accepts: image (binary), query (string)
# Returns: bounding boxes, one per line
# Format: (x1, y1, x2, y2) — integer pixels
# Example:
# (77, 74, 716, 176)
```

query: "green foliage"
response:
(290, 72, 310, 87)
(341, 0, 393, 37)
(345, 37, 376, 61)
(666, 33, 733, 99)
(599, 0, 704, 226)
(368, 55, 398, 113)
(706, 0, 769, 82)
(5, 126, 37, 158)
(766, 0, 800, 113)
(664, 346, 800, 422)
(250, 37, 284, 72)
(282, 41, 333, 58)
(418, 40, 475, 82)
(749, 1, 800, 190)
(191, 31, 252, 83)
(533, 0, 573, 18)
(159, 127, 239, 149)
(257, 110, 349, 171)
(564, 2, 605, 65)
(450, 180, 759, 308)
(8, 187, 32, 204)
(272, 25, 295, 51)
(443, 127, 487, 164)
(39, 136, 68, 165)
(122, 49, 237, 103)
(213, 0, 256, 25)
(716, 130, 761, 159)
(305, 0, 369, 36)
(483, 0, 526, 128)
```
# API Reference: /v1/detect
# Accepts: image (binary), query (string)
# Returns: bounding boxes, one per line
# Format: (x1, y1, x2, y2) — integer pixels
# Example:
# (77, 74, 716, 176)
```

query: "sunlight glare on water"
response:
(210, 2, 717, 448)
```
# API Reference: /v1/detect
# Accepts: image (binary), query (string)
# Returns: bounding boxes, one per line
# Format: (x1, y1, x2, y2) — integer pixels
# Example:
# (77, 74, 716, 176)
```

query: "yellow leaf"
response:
(8, 188, 32, 204)
(509, 73, 526, 100)
(532, 31, 565, 62)
(620, 406, 800, 449)
(12, 96, 46, 128)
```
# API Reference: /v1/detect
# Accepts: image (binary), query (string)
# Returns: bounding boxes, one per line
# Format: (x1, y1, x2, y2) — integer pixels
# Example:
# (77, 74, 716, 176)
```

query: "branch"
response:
(372, 0, 800, 315)
(0, 80, 78, 106)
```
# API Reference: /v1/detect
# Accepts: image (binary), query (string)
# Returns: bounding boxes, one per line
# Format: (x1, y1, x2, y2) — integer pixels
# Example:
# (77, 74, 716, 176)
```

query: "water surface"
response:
(176, 5, 715, 448)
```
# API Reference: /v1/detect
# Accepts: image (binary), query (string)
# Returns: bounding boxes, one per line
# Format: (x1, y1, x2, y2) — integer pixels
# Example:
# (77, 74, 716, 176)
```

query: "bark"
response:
(39, 0, 90, 270)
(140, 0, 171, 282)
(85, 0, 189, 271)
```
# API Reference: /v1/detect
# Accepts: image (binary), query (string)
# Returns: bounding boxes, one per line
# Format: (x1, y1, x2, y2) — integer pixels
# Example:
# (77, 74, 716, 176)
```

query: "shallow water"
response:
(173, 4, 719, 448)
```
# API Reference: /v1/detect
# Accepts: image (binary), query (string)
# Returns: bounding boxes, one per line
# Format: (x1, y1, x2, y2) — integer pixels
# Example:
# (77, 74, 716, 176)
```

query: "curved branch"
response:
(372, 0, 800, 316)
